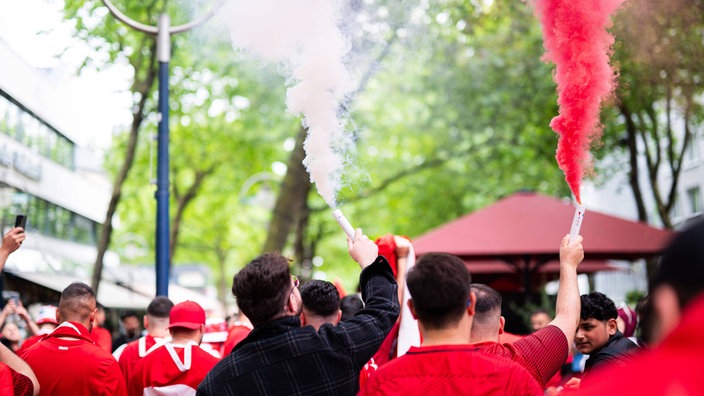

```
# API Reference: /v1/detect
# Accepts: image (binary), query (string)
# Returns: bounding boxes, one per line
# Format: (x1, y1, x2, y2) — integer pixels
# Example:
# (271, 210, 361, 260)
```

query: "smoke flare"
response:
(223, 0, 353, 207)
(532, 0, 624, 203)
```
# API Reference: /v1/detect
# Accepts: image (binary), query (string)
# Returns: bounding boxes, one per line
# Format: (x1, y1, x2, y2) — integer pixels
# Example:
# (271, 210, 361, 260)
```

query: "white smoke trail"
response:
(222, 0, 354, 208)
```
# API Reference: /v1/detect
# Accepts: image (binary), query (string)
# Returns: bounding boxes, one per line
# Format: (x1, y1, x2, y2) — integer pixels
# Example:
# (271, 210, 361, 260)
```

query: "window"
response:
(687, 186, 702, 215)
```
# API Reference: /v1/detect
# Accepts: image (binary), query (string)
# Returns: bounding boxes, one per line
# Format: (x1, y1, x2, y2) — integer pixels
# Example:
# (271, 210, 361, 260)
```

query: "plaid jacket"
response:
(197, 257, 400, 396)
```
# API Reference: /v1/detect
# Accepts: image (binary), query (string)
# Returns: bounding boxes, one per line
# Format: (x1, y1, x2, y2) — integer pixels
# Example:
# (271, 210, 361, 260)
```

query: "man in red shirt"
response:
(18, 305, 58, 353)
(221, 312, 252, 356)
(115, 296, 173, 385)
(128, 300, 219, 396)
(469, 234, 584, 387)
(20, 282, 127, 395)
(90, 303, 113, 352)
(565, 218, 704, 395)
(361, 252, 542, 396)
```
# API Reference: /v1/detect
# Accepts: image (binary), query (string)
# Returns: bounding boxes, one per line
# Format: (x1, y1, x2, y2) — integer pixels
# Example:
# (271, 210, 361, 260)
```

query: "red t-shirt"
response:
(90, 326, 113, 352)
(116, 334, 170, 385)
(360, 344, 542, 396)
(472, 324, 568, 387)
(20, 321, 127, 396)
(222, 324, 252, 356)
(128, 342, 219, 396)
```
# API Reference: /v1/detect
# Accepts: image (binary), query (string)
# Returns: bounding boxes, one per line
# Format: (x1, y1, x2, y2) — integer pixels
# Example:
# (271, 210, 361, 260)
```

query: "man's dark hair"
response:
(120, 310, 139, 321)
(655, 218, 704, 309)
(471, 283, 502, 316)
(59, 282, 96, 323)
(340, 294, 364, 321)
(232, 253, 292, 327)
(407, 253, 471, 329)
(300, 280, 340, 317)
(147, 296, 174, 318)
(580, 291, 617, 321)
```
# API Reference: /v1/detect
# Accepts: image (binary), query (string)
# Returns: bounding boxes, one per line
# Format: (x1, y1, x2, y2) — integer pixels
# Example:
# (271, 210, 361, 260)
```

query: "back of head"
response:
(147, 296, 174, 319)
(470, 283, 503, 336)
(300, 280, 340, 317)
(59, 282, 96, 325)
(340, 294, 364, 321)
(580, 291, 617, 321)
(232, 253, 292, 327)
(407, 253, 471, 329)
(655, 218, 704, 309)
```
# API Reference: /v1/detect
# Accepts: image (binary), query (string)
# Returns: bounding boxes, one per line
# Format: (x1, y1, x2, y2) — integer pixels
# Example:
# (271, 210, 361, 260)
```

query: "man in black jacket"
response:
(197, 228, 400, 396)
(575, 291, 639, 380)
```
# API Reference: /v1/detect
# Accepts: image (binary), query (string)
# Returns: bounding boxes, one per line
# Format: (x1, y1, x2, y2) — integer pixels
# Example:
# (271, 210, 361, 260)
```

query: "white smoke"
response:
(223, 0, 354, 208)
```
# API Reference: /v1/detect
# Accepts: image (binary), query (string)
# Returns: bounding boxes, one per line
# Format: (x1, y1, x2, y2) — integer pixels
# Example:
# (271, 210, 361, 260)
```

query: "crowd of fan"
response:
(0, 217, 702, 395)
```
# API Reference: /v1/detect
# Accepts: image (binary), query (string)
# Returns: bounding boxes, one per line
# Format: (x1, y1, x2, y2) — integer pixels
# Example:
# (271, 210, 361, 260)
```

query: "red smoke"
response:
(532, 0, 624, 204)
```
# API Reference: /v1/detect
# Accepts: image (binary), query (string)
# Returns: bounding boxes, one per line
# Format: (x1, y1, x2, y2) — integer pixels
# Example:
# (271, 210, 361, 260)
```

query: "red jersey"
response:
(222, 324, 252, 356)
(360, 344, 542, 396)
(90, 326, 113, 352)
(20, 321, 127, 396)
(472, 324, 568, 387)
(128, 341, 219, 396)
(116, 334, 170, 384)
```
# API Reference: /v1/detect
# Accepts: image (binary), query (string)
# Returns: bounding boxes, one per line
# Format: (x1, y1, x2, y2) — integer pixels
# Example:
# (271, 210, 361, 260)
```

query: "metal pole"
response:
(101, 0, 223, 298)
(155, 14, 171, 297)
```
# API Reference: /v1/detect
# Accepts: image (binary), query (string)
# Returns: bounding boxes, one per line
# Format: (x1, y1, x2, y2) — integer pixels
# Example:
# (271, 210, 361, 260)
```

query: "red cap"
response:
(167, 301, 206, 330)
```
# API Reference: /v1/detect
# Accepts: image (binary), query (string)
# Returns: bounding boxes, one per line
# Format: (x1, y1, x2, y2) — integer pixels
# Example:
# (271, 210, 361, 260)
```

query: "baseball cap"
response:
(167, 300, 206, 330)
(36, 305, 58, 325)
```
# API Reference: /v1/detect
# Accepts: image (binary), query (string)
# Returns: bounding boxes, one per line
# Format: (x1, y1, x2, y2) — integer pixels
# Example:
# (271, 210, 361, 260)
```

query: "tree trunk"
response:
(170, 166, 216, 261)
(262, 126, 311, 253)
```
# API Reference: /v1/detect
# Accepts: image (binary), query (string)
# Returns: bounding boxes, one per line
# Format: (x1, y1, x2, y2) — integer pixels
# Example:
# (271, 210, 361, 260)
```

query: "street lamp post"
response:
(102, 1, 221, 297)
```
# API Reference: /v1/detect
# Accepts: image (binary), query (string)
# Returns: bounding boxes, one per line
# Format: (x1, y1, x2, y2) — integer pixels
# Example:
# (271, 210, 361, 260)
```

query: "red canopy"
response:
(413, 191, 674, 261)
(412, 191, 674, 293)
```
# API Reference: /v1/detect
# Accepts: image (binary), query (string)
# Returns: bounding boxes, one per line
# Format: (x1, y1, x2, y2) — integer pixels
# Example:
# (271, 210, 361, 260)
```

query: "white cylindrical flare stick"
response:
(569, 204, 586, 243)
(332, 209, 355, 239)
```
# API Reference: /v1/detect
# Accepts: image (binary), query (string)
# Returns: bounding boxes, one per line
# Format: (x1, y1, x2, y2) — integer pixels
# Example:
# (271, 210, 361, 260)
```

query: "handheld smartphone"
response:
(14, 214, 27, 231)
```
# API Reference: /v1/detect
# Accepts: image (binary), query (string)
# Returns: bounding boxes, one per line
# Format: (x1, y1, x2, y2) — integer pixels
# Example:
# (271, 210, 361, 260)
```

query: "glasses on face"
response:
(291, 274, 300, 288)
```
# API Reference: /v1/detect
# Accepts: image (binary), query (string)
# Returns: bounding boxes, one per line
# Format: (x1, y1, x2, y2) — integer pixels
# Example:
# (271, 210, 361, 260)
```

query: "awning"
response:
(5, 270, 153, 310)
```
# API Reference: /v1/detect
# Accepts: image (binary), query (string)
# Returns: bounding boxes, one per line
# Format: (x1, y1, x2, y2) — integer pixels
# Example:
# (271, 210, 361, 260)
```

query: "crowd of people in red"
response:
(0, 216, 702, 395)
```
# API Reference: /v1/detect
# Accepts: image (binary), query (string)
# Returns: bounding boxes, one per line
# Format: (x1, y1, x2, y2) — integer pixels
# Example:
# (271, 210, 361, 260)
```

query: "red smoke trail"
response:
(532, 0, 624, 204)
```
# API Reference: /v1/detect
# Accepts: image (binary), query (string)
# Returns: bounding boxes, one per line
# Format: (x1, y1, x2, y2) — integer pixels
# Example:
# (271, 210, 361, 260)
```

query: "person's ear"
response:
(90, 308, 97, 324)
(466, 291, 476, 316)
(299, 311, 307, 326)
(607, 318, 618, 336)
(335, 310, 342, 325)
(499, 316, 505, 335)
(408, 299, 418, 320)
(143, 315, 150, 329)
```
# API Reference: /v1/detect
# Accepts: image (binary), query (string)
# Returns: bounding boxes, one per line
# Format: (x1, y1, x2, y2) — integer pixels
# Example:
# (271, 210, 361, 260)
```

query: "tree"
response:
(606, 0, 704, 229)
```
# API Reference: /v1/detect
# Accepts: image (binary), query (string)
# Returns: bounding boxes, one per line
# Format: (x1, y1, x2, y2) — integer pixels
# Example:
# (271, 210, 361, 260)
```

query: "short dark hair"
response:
(655, 218, 704, 309)
(407, 253, 471, 329)
(147, 296, 174, 318)
(59, 282, 96, 323)
(120, 310, 139, 321)
(471, 283, 502, 317)
(300, 280, 340, 317)
(580, 291, 617, 321)
(340, 294, 364, 321)
(232, 253, 292, 327)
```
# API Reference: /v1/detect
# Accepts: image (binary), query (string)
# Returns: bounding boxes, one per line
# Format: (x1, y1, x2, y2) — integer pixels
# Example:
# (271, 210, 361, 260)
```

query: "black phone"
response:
(14, 214, 26, 230)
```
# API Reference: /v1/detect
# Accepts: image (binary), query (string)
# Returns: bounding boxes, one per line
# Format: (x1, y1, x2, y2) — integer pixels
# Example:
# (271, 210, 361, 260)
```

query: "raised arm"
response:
(0, 228, 25, 271)
(549, 234, 584, 341)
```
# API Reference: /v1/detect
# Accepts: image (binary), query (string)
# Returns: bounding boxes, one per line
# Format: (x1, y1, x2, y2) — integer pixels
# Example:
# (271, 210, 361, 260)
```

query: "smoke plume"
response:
(532, 0, 625, 203)
(222, 0, 353, 208)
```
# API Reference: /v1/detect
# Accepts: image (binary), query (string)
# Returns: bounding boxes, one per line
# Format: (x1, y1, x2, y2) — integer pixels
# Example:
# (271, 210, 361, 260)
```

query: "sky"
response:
(0, 0, 132, 150)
